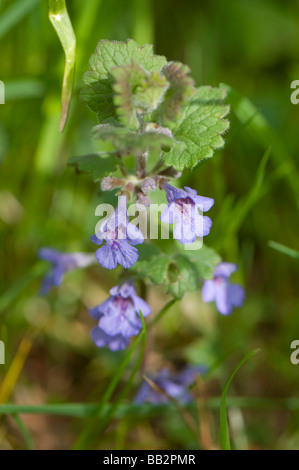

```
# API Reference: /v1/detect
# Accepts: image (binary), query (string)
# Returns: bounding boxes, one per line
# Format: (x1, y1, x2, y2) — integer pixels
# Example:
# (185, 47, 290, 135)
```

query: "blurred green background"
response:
(1, 0, 299, 450)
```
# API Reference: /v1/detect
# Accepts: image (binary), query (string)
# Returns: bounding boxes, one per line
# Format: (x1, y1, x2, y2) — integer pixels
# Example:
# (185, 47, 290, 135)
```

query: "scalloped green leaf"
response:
(162, 86, 230, 170)
(133, 253, 197, 299)
(81, 39, 167, 123)
(68, 153, 120, 182)
(132, 244, 220, 299)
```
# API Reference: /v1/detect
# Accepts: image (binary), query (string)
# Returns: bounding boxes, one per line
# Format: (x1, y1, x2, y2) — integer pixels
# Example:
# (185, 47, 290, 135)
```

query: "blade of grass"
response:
(214, 148, 271, 249)
(12, 414, 35, 450)
(222, 84, 299, 211)
(48, 0, 76, 132)
(220, 348, 261, 450)
(0, 0, 41, 40)
(268, 241, 299, 259)
(1, 395, 299, 418)
(83, 310, 147, 448)
(148, 298, 177, 329)
(72, 324, 145, 449)
(0, 332, 35, 404)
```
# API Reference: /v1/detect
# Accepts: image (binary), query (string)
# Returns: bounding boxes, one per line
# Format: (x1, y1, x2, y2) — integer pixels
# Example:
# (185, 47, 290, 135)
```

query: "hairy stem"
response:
(136, 151, 147, 179)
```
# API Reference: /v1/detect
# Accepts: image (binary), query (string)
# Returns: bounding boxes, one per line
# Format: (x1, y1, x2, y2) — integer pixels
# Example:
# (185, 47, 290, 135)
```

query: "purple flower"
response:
(38, 248, 94, 294)
(134, 365, 206, 404)
(90, 327, 130, 351)
(91, 199, 144, 270)
(161, 183, 214, 244)
(202, 262, 245, 315)
(89, 282, 151, 351)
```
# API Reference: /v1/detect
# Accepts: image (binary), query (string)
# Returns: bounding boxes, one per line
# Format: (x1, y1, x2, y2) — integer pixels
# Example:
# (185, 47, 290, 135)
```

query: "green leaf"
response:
(135, 252, 170, 285)
(81, 39, 167, 123)
(92, 124, 184, 156)
(133, 244, 221, 299)
(163, 86, 230, 170)
(111, 61, 169, 129)
(182, 244, 221, 279)
(136, 242, 161, 262)
(220, 349, 260, 450)
(156, 61, 196, 125)
(165, 255, 198, 299)
(68, 153, 120, 181)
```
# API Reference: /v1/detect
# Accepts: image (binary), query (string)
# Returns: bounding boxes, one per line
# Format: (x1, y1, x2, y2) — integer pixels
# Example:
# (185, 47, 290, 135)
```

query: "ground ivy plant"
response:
(40, 38, 244, 394)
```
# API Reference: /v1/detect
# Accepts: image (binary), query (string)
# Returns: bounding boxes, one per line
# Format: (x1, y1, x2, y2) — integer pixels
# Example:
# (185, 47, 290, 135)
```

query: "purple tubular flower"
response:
(161, 183, 214, 244)
(90, 327, 129, 351)
(91, 200, 144, 270)
(134, 365, 207, 404)
(89, 282, 151, 351)
(202, 262, 245, 315)
(38, 248, 94, 294)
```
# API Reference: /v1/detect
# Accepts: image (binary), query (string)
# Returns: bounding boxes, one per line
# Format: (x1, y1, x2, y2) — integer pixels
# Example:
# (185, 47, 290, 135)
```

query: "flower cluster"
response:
(35, 39, 250, 441)
(89, 282, 151, 351)
(89, 182, 214, 272)
(134, 365, 206, 404)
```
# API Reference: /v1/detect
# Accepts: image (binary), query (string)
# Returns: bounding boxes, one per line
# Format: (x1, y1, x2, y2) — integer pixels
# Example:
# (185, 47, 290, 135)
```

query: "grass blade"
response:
(221, 147, 271, 242)
(12, 414, 36, 450)
(48, 0, 76, 132)
(2, 395, 299, 418)
(268, 241, 299, 259)
(222, 84, 299, 211)
(85, 310, 147, 446)
(0, 332, 34, 403)
(72, 324, 145, 449)
(220, 349, 261, 450)
(148, 299, 177, 329)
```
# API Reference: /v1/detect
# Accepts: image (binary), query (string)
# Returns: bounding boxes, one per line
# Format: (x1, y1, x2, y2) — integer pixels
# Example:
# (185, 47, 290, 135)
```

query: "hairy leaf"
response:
(81, 39, 167, 123)
(133, 244, 219, 299)
(156, 61, 196, 125)
(163, 86, 230, 170)
(165, 255, 198, 299)
(68, 153, 120, 181)
(111, 61, 169, 129)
